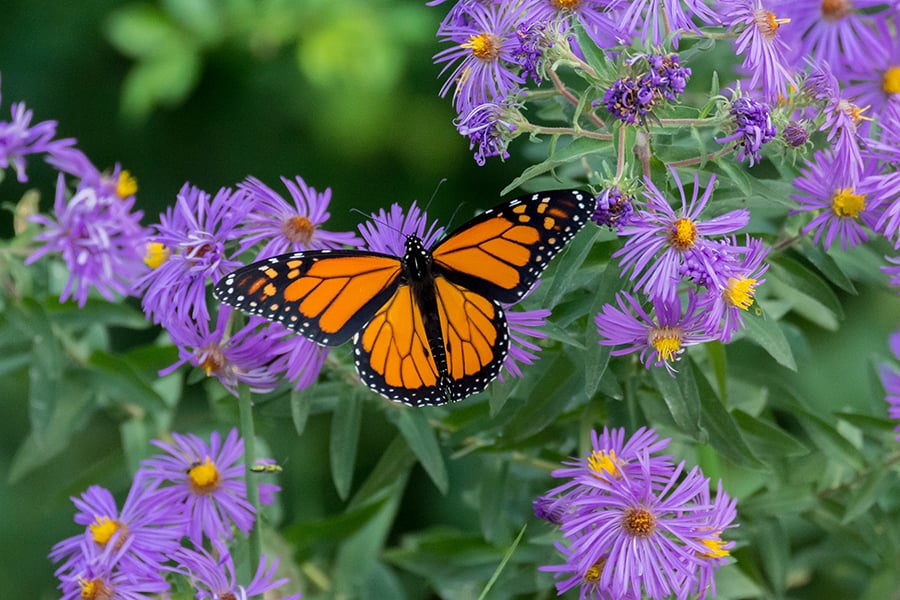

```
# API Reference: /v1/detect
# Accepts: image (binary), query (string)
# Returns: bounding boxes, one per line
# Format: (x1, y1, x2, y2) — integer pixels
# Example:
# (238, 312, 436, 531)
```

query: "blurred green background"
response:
(0, 1, 533, 596)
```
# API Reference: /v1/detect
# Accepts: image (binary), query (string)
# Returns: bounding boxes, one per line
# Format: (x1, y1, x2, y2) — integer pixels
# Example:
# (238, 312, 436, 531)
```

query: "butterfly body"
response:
(215, 189, 595, 406)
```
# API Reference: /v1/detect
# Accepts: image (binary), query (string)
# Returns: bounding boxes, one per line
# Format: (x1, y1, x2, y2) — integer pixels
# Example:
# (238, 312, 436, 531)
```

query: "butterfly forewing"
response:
(214, 250, 403, 346)
(431, 189, 595, 304)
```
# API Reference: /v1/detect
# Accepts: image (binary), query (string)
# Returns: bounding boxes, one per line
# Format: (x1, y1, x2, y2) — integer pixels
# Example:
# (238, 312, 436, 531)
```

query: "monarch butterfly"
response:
(214, 190, 595, 406)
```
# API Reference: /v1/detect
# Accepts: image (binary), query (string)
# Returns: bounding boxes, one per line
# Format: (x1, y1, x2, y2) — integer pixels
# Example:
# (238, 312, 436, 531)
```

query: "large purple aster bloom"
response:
(26, 173, 149, 307)
(618, 0, 718, 46)
(613, 170, 750, 302)
(172, 544, 301, 600)
(844, 21, 900, 123)
(236, 175, 362, 260)
(50, 474, 179, 582)
(434, 0, 528, 113)
(140, 428, 256, 546)
(134, 183, 251, 330)
(57, 549, 169, 600)
(595, 291, 718, 375)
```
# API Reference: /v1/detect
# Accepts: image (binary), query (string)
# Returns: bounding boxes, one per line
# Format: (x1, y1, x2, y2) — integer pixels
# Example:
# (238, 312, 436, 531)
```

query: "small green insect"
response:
(250, 460, 283, 474)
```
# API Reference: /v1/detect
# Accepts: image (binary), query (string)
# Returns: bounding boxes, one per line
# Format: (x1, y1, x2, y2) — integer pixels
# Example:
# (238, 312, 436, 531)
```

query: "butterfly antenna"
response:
(423, 178, 448, 213)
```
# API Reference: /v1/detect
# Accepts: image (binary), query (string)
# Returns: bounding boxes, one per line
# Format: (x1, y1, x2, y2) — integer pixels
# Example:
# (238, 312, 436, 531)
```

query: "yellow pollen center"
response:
(80, 578, 113, 600)
(724, 276, 757, 310)
(89, 516, 120, 545)
(116, 170, 138, 199)
(583, 557, 606, 584)
(883, 66, 900, 95)
(462, 32, 501, 62)
(669, 217, 697, 250)
(838, 99, 871, 126)
(282, 215, 316, 245)
(188, 456, 220, 492)
(699, 536, 730, 559)
(552, 0, 581, 9)
(821, 0, 851, 20)
(143, 242, 170, 269)
(587, 449, 621, 479)
(831, 187, 866, 218)
(649, 326, 683, 362)
(622, 506, 656, 538)
(754, 9, 789, 40)
(199, 345, 226, 376)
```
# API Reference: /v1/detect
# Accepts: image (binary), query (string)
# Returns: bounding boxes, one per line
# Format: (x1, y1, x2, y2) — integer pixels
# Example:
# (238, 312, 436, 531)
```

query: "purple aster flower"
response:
(718, 0, 795, 101)
(591, 187, 634, 231)
(603, 75, 659, 126)
(161, 306, 283, 395)
(716, 94, 778, 166)
(618, 0, 718, 46)
(844, 21, 900, 123)
(513, 19, 552, 84)
(613, 170, 750, 302)
(172, 545, 301, 600)
(870, 171, 900, 248)
(791, 150, 882, 250)
(560, 458, 713, 600)
(595, 292, 718, 375)
(267, 325, 330, 391)
(140, 428, 256, 546)
(541, 540, 636, 600)
(499, 305, 551, 381)
(50, 474, 179, 582)
(775, 0, 886, 73)
(689, 481, 739, 600)
(26, 173, 149, 307)
(434, 0, 527, 113)
(134, 183, 250, 330)
(358, 200, 444, 255)
(524, 0, 624, 50)
(697, 236, 769, 342)
(0, 75, 71, 182)
(57, 550, 169, 600)
(236, 175, 362, 260)
(454, 97, 522, 165)
(644, 53, 692, 101)
(782, 120, 810, 147)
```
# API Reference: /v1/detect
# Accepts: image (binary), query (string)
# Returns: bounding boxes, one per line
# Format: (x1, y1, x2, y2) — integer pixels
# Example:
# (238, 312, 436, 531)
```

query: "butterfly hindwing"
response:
(353, 275, 508, 406)
(431, 189, 595, 304)
(214, 250, 403, 346)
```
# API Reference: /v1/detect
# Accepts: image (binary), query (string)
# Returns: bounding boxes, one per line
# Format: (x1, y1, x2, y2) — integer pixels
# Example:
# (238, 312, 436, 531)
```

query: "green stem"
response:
(524, 124, 613, 141)
(548, 68, 607, 130)
(239, 383, 262, 583)
(655, 117, 720, 127)
(666, 148, 730, 168)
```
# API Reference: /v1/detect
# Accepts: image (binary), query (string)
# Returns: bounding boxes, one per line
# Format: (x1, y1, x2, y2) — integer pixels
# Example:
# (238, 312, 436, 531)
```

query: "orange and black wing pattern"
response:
(214, 250, 403, 346)
(431, 189, 594, 304)
(354, 275, 508, 406)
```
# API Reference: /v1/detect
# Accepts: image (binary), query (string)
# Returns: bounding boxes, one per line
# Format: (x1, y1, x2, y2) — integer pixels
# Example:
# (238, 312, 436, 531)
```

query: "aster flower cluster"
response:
(537, 427, 738, 600)
(50, 428, 300, 600)
(597, 168, 769, 372)
(603, 53, 693, 126)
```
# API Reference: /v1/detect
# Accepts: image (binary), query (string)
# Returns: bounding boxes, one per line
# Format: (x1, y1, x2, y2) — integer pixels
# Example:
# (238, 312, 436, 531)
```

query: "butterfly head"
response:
(402, 234, 432, 281)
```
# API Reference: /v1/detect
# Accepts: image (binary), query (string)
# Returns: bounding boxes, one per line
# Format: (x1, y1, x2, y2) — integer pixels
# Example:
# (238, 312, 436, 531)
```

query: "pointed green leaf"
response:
(650, 362, 701, 438)
(799, 240, 857, 295)
(478, 455, 507, 543)
(502, 137, 612, 194)
(330, 393, 362, 499)
(693, 363, 763, 468)
(387, 407, 448, 494)
(842, 468, 890, 524)
(740, 305, 797, 370)
(769, 255, 844, 325)
(477, 524, 527, 600)
(732, 409, 809, 462)
(88, 350, 168, 412)
(290, 387, 313, 436)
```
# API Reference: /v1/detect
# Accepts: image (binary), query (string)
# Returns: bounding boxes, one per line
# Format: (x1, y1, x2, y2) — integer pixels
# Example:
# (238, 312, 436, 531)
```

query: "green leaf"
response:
(330, 393, 363, 500)
(104, 4, 187, 59)
(842, 468, 890, 524)
(43, 298, 150, 329)
(387, 407, 448, 494)
(713, 158, 752, 197)
(477, 524, 527, 600)
(799, 412, 866, 471)
(537, 226, 602, 309)
(799, 240, 857, 295)
(120, 50, 201, 118)
(349, 434, 416, 510)
(650, 362, 702, 438)
(585, 260, 626, 398)
(502, 137, 612, 194)
(740, 485, 818, 515)
(478, 455, 507, 543)
(282, 496, 388, 547)
(88, 350, 168, 413)
(732, 409, 809, 462)
(768, 255, 844, 328)
(290, 387, 312, 436)
(739, 304, 797, 370)
(694, 363, 763, 468)
(502, 353, 580, 442)
(755, 518, 789, 597)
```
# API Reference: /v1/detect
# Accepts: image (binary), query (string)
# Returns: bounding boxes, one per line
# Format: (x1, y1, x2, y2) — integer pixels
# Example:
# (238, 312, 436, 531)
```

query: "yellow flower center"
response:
(831, 187, 866, 218)
(821, 0, 851, 20)
(699, 535, 730, 559)
(669, 217, 697, 251)
(552, 0, 581, 9)
(622, 506, 656, 538)
(583, 557, 606, 584)
(199, 345, 226, 376)
(754, 9, 789, 40)
(883, 66, 900, 95)
(462, 32, 502, 62)
(282, 215, 316, 245)
(587, 449, 621, 479)
(837, 99, 870, 126)
(143, 242, 170, 269)
(649, 326, 682, 362)
(116, 170, 138, 199)
(89, 516, 119, 546)
(724, 276, 758, 310)
(79, 578, 113, 600)
(188, 456, 220, 493)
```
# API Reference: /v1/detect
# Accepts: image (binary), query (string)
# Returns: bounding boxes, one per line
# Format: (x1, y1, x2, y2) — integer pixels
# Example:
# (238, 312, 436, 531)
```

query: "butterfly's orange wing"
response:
(214, 250, 403, 346)
(432, 190, 593, 303)
(354, 276, 508, 406)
